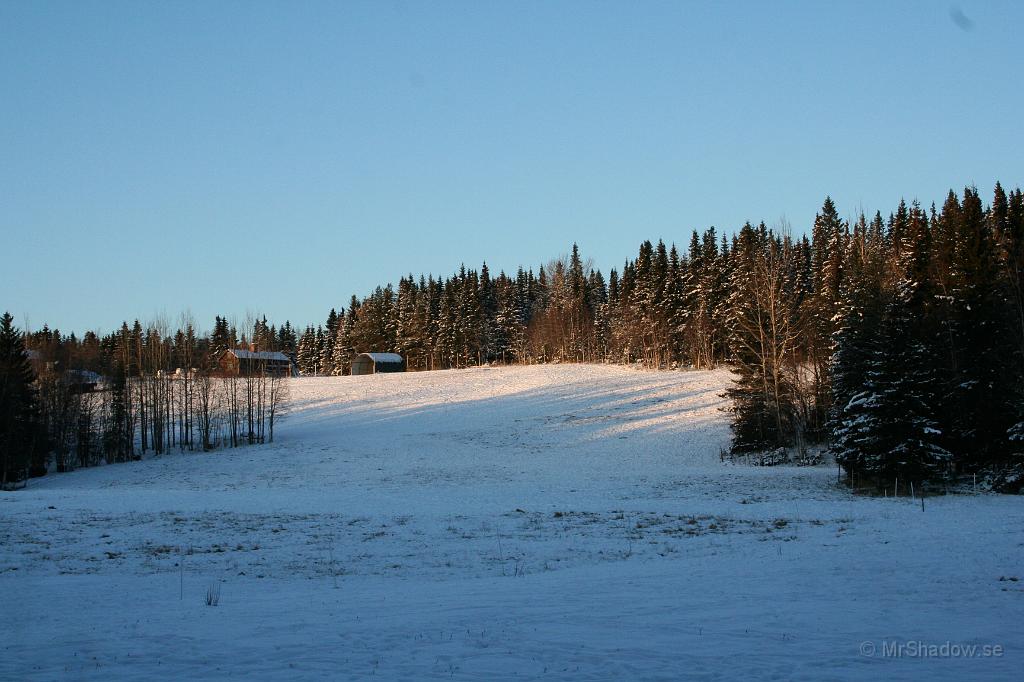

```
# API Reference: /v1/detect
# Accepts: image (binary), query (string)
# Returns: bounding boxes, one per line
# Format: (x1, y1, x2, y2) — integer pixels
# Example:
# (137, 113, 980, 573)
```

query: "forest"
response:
(0, 313, 288, 486)
(2, 183, 1022, 492)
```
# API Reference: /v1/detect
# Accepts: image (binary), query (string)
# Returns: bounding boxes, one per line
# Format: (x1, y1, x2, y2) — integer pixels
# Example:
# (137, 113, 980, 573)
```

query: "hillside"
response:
(2, 365, 1021, 680)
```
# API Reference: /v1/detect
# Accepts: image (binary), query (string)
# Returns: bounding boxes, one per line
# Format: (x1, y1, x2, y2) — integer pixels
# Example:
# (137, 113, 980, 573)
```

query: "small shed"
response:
(351, 352, 405, 375)
(219, 349, 296, 377)
(64, 369, 103, 394)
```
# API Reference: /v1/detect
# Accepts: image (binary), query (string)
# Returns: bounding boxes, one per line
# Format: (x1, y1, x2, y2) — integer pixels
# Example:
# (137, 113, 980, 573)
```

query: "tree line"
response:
(2, 182, 1022, 491)
(291, 183, 1023, 490)
(0, 314, 288, 487)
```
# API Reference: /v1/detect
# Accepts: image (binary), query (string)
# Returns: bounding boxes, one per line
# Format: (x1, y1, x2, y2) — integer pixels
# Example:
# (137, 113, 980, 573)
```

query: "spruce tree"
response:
(0, 313, 47, 484)
(210, 316, 233, 356)
(803, 197, 847, 438)
(296, 327, 315, 375)
(332, 299, 359, 375)
(862, 287, 951, 485)
(829, 221, 886, 481)
(840, 208, 950, 485)
(944, 187, 1018, 471)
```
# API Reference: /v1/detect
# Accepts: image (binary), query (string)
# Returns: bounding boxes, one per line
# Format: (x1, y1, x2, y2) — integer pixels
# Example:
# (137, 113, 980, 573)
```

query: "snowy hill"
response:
(2, 365, 1021, 680)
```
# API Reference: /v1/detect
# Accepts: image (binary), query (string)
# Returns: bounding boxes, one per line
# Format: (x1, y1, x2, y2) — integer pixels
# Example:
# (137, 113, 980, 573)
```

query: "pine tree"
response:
(566, 244, 593, 361)
(103, 361, 132, 463)
(478, 263, 499, 363)
(319, 310, 338, 376)
(395, 277, 420, 365)
(210, 316, 232, 356)
(681, 229, 724, 369)
(296, 327, 316, 375)
(313, 327, 326, 375)
(836, 206, 951, 485)
(437, 281, 458, 367)
(829, 217, 886, 480)
(497, 272, 527, 363)
(803, 197, 847, 438)
(944, 187, 1019, 470)
(457, 268, 482, 365)
(277, 321, 298, 357)
(859, 285, 951, 485)
(1, 313, 47, 484)
(332, 299, 359, 375)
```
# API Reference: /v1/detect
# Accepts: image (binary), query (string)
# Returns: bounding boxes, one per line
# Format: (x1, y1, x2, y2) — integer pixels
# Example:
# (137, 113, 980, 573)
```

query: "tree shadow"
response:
(281, 367, 733, 457)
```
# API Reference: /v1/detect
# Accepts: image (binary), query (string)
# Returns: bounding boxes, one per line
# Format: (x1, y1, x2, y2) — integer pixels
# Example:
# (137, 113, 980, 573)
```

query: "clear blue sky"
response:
(2, 1, 1021, 335)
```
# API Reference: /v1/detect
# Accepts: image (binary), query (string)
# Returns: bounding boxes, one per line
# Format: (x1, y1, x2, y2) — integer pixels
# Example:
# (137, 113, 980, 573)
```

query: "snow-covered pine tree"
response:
(319, 328, 335, 376)
(252, 316, 274, 351)
(423, 276, 443, 369)
(319, 309, 339, 376)
(587, 268, 608, 362)
(394, 277, 418, 367)
(487, 271, 512, 363)
(661, 244, 687, 366)
(496, 271, 528, 363)
(829, 215, 886, 482)
(458, 267, 483, 365)
(681, 228, 726, 369)
(436, 281, 458, 368)
(861, 296, 951, 484)
(803, 197, 847, 439)
(478, 263, 500, 363)
(331, 299, 359, 375)
(295, 327, 315, 375)
(845, 206, 951, 486)
(312, 326, 326, 376)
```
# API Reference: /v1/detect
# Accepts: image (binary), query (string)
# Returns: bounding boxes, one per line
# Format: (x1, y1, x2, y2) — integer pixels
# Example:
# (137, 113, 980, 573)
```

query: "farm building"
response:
(63, 369, 104, 393)
(351, 352, 405, 375)
(218, 349, 296, 377)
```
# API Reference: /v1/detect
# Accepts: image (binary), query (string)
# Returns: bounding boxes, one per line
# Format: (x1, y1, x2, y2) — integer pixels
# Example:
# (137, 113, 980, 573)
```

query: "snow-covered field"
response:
(2, 365, 1021, 680)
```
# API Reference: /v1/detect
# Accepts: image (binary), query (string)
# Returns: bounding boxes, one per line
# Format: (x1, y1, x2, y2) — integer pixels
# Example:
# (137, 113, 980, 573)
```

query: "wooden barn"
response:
(63, 369, 103, 394)
(218, 349, 296, 377)
(350, 352, 405, 375)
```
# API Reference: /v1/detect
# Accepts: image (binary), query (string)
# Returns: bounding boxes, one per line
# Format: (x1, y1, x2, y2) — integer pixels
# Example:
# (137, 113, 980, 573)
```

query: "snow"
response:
(2, 364, 1021, 680)
(358, 352, 404, 363)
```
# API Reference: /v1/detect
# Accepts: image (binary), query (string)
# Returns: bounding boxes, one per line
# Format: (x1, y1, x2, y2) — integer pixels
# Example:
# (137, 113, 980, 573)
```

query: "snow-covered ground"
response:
(2, 365, 1021, 680)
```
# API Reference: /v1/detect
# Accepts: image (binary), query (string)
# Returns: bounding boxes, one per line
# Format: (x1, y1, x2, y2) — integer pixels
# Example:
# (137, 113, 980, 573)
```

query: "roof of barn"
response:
(357, 352, 404, 364)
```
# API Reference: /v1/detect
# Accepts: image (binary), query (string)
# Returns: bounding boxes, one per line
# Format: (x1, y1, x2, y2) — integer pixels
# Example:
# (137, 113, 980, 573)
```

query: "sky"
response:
(1, 1, 1022, 335)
